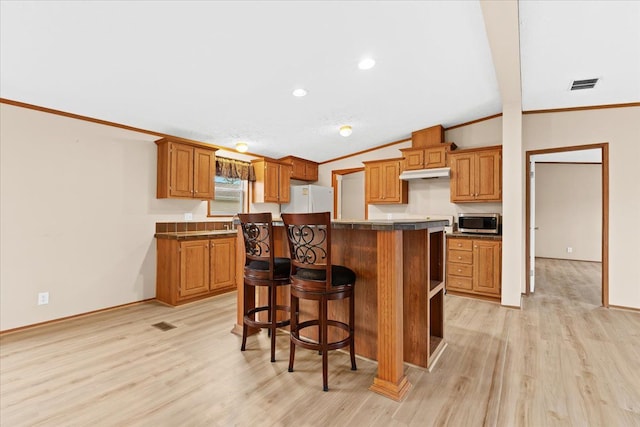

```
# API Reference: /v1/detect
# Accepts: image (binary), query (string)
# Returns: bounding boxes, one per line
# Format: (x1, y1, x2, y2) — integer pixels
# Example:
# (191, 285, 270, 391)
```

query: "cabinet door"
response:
(193, 148, 215, 200)
(210, 238, 236, 290)
(170, 143, 194, 198)
(305, 162, 318, 181)
(365, 164, 382, 203)
(264, 161, 281, 203)
(450, 153, 475, 202)
(403, 149, 425, 171)
(179, 240, 210, 298)
(475, 149, 501, 201)
(473, 240, 501, 295)
(278, 164, 291, 203)
(290, 161, 307, 180)
(381, 161, 401, 201)
(424, 146, 447, 169)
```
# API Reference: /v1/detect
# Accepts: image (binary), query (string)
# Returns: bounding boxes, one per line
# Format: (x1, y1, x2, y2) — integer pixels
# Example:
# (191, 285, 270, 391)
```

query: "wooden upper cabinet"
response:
(156, 138, 217, 200)
(450, 146, 501, 203)
(364, 158, 408, 204)
(411, 125, 444, 148)
(252, 159, 292, 204)
(400, 143, 456, 171)
(193, 148, 215, 199)
(280, 156, 319, 181)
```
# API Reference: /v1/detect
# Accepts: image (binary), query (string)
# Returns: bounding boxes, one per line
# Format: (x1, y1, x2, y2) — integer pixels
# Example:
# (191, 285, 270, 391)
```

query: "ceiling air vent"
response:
(570, 78, 599, 90)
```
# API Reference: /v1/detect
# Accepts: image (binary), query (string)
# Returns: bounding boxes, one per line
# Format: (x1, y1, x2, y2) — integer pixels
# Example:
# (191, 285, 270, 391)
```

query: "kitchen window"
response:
(209, 176, 245, 216)
(208, 157, 254, 217)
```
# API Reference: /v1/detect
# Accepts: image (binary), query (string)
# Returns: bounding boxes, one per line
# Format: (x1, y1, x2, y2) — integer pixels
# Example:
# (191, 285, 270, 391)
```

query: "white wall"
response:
(0, 104, 215, 330)
(535, 163, 602, 261)
(523, 106, 640, 308)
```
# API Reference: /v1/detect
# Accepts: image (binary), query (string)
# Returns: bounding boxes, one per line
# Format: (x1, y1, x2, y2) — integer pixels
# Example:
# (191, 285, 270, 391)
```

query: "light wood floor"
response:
(1, 259, 639, 426)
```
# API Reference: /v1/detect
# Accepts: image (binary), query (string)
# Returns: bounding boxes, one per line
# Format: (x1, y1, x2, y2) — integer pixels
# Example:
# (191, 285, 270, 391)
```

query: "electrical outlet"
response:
(567, 247, 573, 253)
(38, 292, 49, 305)
(184, 213, 193, 221)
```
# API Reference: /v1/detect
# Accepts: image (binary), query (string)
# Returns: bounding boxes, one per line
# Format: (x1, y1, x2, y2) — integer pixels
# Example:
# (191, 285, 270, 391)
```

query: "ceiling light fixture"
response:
(292, 88, 308, 97)
(358, 58, 376, 70)
(339, 125, 352, 137)
(235, 142, 249, 153)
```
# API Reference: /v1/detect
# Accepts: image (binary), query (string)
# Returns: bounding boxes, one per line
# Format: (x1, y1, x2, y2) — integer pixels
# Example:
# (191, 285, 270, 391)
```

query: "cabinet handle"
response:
(457, 243, 462, 247)
(474, 246, 478, 248)
(457, 269, 462, 272)
(457, 256, 462, 260)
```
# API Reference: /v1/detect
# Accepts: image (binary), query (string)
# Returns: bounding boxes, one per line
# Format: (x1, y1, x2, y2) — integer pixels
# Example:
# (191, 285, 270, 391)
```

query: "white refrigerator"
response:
(281, 185, 334, 216)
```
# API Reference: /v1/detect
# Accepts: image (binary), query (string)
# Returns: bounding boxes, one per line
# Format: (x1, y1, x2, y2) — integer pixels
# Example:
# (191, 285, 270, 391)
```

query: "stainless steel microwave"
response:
(457, 213, 501, 234)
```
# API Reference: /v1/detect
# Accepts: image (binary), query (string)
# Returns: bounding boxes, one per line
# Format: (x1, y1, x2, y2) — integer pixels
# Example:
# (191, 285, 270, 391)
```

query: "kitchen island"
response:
(233, 218, 448, 401)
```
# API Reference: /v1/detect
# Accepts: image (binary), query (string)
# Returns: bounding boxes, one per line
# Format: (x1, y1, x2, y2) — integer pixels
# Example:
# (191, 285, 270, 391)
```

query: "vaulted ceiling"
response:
(1, 1, 638, 162)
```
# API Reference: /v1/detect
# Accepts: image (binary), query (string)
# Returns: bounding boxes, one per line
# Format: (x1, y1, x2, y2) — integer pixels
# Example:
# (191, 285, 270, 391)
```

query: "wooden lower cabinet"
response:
(156, 235, 236, 305)
(446, 237, 501, 299)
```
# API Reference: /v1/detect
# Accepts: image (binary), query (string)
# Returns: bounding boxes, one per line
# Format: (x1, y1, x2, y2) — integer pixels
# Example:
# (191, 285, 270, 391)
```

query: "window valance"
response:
(216, 157, 256, 181)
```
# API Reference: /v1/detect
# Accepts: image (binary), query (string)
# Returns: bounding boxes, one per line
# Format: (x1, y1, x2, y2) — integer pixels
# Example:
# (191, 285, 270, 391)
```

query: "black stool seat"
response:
(294, 265, 356, 287)
(246, 257, 291, 278)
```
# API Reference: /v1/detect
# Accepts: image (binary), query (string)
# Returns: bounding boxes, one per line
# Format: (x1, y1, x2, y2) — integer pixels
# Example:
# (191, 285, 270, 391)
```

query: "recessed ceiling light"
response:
(235, 142, 249, 153)
(292, 88, 308, 97)
(339, 125, 352, 137)
(358, 58, 376, 70)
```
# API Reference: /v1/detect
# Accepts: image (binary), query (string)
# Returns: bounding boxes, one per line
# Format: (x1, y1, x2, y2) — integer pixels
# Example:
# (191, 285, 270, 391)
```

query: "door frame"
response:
(331, 167, 365, 219)
(525, 142, 609, 307)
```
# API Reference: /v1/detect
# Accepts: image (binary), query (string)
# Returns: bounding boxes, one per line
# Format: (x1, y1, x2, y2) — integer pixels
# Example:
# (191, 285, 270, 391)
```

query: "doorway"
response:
(331, 167, 365, 220)
(525, 143, 609, 307)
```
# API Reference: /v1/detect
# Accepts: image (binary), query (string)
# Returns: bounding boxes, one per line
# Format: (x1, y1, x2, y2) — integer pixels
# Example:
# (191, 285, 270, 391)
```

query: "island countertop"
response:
(233, 217, 449, 230)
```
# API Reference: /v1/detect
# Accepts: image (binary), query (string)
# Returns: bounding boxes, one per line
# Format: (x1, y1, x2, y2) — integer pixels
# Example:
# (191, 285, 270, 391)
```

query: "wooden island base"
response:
(233, 219, 448, 400)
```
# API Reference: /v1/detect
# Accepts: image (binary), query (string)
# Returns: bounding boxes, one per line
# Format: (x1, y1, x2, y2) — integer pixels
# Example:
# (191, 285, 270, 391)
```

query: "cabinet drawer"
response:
(447, 263, 473, 277)
(448, 250, 473, 264)
(447, 275, 473, 291)
(449, 239, 473, 251)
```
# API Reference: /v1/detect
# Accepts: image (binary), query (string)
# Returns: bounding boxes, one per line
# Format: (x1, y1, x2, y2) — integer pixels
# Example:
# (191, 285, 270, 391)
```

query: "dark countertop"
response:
(233, 217, 449, 231)
(155, 230, 238, 240)
(447, 232, 502, 241)
(331, 219, 449, 231)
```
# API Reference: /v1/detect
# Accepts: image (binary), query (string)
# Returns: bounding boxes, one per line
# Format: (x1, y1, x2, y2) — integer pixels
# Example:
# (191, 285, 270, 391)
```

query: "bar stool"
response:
(281, 212, 356, 391)
(238, 212, 291, 362)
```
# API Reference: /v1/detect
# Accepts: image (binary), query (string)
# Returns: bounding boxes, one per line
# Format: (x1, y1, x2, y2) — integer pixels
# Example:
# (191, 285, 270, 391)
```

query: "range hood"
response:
(399, 167, 450, 181)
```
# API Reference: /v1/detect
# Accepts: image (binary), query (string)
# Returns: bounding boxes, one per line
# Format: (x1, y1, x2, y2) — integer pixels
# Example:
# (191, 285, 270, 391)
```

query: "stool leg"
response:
(241, 282, 250, 351)
(288, 295, 298, 373)
(321, 297, 329, 391)
(350, 291, 357, 371)
(269, 285, 277, 363)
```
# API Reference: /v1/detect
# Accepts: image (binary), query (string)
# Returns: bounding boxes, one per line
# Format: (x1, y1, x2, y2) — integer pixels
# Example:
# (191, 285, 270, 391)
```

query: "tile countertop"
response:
(447, 232, 502, 241)
(154, 230, 238, 240)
